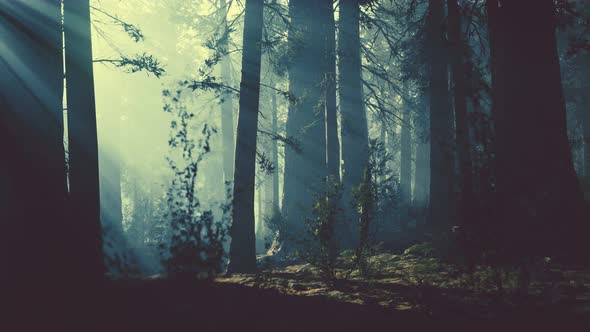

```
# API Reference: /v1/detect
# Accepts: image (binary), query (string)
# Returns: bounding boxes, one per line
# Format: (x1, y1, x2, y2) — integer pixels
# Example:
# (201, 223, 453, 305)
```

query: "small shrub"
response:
(403, 243, 436, 258)
(157, 88, 229, 279)
(299, 180, 351, 288)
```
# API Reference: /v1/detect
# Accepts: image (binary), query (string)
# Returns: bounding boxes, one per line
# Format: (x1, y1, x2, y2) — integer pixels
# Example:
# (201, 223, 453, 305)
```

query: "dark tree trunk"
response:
(428, 0, 454, 233)
(338, 0, 368, 249)
(585, 102, 590, 180)
(0, 5, 79, 319)
(487, 0, 588, 257)
(582, 65, 590, 180)
(282, 0, 328, 246)
(227, 0, 264, 274)
(448, 0, 474, 224)
(220, 0, 235, 185)
(413, 92, 431, 232)
(400, 82, 413, 229)
(64, 0, 105, 281)
(271, 87, 280, 215)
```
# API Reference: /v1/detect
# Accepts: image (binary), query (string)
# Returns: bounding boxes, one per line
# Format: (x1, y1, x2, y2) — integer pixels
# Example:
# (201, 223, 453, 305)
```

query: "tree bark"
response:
(428, 0, 454, 233)
(448, 0, 474, 224)
(487, 0, 588, 256)
(282, 0, 328, 247)
(338, 0, 368, 249)
(0, 0, 70, 288)
(227, 0, 264, 274)
(64, 0, 105, 281)
(413, 92, 430, 232)
(400, 82, 413, 229)
(271, 86, 280, 215)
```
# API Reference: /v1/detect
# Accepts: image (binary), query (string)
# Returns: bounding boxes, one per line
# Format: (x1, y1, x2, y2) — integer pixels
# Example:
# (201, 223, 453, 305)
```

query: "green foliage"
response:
(299, 180, 353, 288)
(403, 243, 436, 258)
(157, 87, 229, 279)
(94, 53, 166, 78)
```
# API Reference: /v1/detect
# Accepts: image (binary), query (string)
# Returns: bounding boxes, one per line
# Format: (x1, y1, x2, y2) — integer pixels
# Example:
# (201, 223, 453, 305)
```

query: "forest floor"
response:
(217, 246, 590, 325)
(6, 247, 590, 331)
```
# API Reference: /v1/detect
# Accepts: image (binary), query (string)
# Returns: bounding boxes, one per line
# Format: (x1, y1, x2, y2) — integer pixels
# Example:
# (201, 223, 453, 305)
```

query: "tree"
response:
(448, 0, 474, 224)
(220, 0, 236, 185)
(227, 0, 265, 274)
(487, 0, 588, 258)
(271, 85, 280, 215)
(64, 0, 104, 281)
(427, 0, 454, 234)
(338, 0, 369, 249)
(0, 0, 70, 287)
(399, 82, 412, 229)
(324, 0, 340, 182)
(282, 0, 328, 247)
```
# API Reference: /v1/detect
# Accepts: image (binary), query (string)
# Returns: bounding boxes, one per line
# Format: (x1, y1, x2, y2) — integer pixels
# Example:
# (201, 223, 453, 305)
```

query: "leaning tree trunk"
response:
(338, 0, 368, 249)
(428, 0, 454, 234)
(487, 0, 588, 258)
(448, 0, 474, 225)
(220, 0, 235, 185)
(64, 0, 105, 282)
(227, 0, 264, 274)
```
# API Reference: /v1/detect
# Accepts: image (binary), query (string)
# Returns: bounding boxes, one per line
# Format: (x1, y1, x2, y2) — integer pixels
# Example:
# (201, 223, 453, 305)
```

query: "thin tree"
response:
(220, 0, 236, 184)
(324, 0, 340, 182)
(227, 0, 265, 274)
(399, 82, 412, 230)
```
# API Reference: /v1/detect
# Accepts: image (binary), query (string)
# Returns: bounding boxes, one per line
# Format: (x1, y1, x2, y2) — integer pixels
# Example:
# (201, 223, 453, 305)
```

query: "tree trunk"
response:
(324, 0, 340, 183)
(64, 0, 104, 281)
(400, 82, 413, 229)
(448, 0, 474, 225)
(271, 87, 280, 215)
(413, 92, 431, 233)
(487, 0, 588, 257)
(220, 0, 235, 185)
(338, 0, 368, 249)
(282, 0, 328, 247)
(227, 0, 264, 274)
(428, 0, 454, 233)
(0, 0, 74, 311)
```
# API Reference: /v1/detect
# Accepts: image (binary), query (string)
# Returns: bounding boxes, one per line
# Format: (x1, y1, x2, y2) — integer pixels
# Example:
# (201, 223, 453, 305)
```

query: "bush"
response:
(157, 88, 229, 279)
(299, 180, 352, 287)
(403, 243, 436, 258)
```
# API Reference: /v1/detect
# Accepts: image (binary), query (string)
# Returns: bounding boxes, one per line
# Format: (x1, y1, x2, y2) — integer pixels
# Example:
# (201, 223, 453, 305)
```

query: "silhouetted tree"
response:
(228, 0, 265, 273)
(448, 0, 474, 225)
(64, 0, 104, 281)
(338, 0, 369, 249)
(0, 0, 70, 287)
(427, 0, 454, 234)
(487, 0, 588, 258)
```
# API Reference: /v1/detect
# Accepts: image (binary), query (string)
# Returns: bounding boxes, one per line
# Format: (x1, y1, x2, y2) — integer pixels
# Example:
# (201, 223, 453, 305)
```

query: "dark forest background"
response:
(1, 0, 590, 329)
